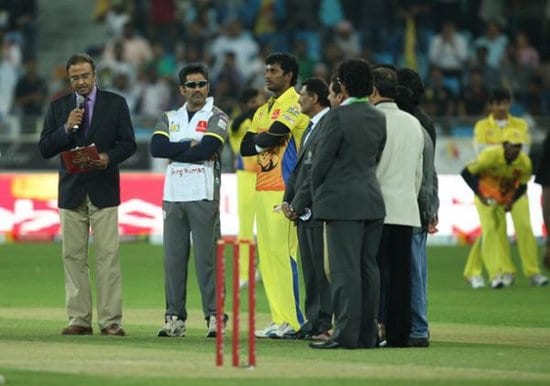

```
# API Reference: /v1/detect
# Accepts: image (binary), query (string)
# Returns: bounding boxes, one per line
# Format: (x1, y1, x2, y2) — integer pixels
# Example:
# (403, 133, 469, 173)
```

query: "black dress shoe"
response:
(309, 339, 341, 349)
(295, 329, 313, 340)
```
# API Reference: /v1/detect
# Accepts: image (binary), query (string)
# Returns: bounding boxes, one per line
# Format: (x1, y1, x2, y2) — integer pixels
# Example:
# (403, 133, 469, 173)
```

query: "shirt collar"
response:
(310, 107, 330, 128)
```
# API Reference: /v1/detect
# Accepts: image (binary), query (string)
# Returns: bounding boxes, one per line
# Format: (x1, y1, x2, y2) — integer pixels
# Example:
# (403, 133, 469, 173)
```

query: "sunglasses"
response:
(184, 80, 208, 89)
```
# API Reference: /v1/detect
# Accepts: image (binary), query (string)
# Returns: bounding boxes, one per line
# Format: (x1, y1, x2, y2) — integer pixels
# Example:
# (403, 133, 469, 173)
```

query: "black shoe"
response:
(309, 339, 341, 349)
(407, 337, 429, 347)
(296, 328, 313, 340)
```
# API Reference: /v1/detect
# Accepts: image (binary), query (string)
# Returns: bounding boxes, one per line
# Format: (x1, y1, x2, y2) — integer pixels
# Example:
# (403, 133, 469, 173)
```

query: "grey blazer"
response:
(311, 101, 387, 221)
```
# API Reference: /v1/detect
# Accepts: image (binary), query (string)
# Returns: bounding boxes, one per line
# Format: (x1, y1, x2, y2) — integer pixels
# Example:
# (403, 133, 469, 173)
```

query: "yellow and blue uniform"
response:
(465, 114, 532, 279)
(229, 110, 259, 283)
(464, 146, 541, 280)
(249, 87, 308, 329)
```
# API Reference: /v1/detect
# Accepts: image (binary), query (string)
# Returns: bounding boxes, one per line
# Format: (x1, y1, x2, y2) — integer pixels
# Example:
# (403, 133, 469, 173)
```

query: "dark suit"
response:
(39, 88, 136, 330)
(311, 101, 386, 348)
(39, 90, 136, 209)
(284, 112, 332, 336)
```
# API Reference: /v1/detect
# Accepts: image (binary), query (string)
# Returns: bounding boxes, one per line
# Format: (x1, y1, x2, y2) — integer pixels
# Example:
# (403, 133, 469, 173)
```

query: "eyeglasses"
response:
(184, 80, 208, 89)
(69, 72, 94, 82)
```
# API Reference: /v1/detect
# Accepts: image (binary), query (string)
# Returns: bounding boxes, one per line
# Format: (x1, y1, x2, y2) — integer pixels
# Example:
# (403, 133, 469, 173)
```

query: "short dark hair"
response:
(66, 53, 95, 72)
(336, 58, 373, 97)
(372, 66, 397, 99)
(238, 87, 260, 104)
(489, 87, 511, 102)
(266, 52, 299, 86)
(396, 68, 425, 106)
(178, 63, 209, 85)
(302, 77, 330, 108)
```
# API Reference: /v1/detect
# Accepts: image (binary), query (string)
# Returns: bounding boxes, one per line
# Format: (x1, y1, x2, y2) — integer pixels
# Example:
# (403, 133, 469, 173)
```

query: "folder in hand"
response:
(61, 143, 100, 174)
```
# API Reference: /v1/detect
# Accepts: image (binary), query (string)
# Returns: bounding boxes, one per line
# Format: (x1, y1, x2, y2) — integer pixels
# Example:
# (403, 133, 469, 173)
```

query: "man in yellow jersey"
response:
(240, 53, 308, 339)
(229, 88, 265, 288)
(464, 88, 531, 288)
(461, 131, 548, 289)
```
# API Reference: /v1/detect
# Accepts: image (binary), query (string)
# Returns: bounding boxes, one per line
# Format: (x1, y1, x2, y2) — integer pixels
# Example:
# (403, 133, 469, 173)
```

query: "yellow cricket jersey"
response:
(467, 146, 532, 205)
(473, 113, 530, 146)
(229, 112, 260, 173)
(249, 87, 309, 191)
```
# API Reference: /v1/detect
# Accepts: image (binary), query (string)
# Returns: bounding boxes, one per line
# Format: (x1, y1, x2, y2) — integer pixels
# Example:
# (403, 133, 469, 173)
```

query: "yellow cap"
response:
(502, 130, 524, 145)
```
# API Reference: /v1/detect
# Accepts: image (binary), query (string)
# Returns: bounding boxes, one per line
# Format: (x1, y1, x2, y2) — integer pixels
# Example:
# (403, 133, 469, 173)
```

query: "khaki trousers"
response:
(60, 196, 122, 329)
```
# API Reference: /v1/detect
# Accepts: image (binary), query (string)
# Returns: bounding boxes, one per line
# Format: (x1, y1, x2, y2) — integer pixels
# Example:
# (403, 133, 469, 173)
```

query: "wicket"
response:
(215, 239, 256, 368)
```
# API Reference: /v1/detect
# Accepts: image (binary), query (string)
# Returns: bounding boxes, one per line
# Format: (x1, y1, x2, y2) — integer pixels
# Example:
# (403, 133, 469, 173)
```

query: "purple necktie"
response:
(82, 97, 90, 137)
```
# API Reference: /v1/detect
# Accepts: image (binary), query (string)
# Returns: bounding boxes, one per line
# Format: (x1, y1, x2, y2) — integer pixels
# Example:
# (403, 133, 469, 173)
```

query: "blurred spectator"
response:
(149, 40, 176, 79)
(458, 68, 489, 116)
(428, 20, 468, 92)
(1, 28, 22, 67)
(282, 0, 322, 60)
(208, 18, 259, 81)
(252, 0, 284, 50)
(213, 51, 243, 91)
(473, 19, 508, 69)
(294, 39, 315, 81)
(97, 39, 137, 89)
(333, 20, 361, 59)
(1, 0, 36, 59)
(500, 42, 530, 103)
(0, 43, 17, 121)
(514, 31, 540, 69)
(422, 67, 456, 117)
(102, 21, 153, 68)
(136, 64, 170, 117)
(14, 57, 46, 133)
(148, 0, 178, 52)
(469, 44, 502, 89)
(94, 0, 133, 38)
(311, 62, 329, 82)
(107, 71, 140, 113)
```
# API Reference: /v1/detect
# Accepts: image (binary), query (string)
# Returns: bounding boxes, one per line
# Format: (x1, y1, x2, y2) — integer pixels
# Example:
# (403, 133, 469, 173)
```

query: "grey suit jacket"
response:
(283, 113, 328, 227)
(311, 101, 387, 221)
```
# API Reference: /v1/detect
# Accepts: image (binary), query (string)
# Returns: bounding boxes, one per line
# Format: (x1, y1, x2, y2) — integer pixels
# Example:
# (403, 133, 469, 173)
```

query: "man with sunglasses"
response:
(150, 63, 229, 338)
(39, 53, 136, 336)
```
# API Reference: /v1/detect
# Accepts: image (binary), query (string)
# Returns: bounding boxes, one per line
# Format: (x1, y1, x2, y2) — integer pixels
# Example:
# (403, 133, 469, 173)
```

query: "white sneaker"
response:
(158, 316, 186, 337)
(239, 279, 248, 289)
(490, 275, 504, 289)
(530, 274, 549, 287)
(502, 273, 515, 287)
(269, 322, 297, 339)
(254, 322, 279, 338)
(468, 275, 486, 289)
(206, 314, 227, 338)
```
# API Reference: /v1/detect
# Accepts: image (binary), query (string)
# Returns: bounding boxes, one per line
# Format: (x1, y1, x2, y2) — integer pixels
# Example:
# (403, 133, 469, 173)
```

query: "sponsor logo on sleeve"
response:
(196, 120, 208, 132)
(271, 109, 281, 120)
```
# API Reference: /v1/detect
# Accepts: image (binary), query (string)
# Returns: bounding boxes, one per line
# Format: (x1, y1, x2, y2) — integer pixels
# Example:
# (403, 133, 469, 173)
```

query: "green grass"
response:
(0, 243, 549, 385)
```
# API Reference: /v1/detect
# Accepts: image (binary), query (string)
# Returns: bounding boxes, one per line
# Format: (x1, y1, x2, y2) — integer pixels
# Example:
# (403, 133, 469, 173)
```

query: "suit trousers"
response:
(297, 222, 332, 333)
(163, 200, 220, 320)
(60, 195, 122, 329)
(326, 218, 383, 348)
(377, 224, 412, 347)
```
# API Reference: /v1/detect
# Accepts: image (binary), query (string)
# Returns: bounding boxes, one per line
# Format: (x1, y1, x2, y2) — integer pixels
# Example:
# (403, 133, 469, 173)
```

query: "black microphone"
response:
(73, 94, 85, 130)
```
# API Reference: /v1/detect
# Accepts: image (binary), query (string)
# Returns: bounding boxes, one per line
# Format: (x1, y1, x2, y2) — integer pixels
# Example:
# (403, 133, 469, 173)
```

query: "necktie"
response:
(303, 121, 313, 146)
(81, 97, 90, 138)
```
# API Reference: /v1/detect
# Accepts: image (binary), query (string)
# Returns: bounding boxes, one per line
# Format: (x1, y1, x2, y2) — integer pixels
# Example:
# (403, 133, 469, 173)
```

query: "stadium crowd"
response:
(1, 0, 549, 135)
